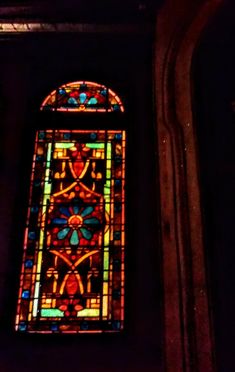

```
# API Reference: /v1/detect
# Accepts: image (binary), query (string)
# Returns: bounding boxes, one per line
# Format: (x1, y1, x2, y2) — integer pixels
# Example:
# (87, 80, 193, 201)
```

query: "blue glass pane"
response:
(84, 217, 100, 225)
(51, 323, 58, 331)
(57, 227, 70, 240)
(115, 156, 122, 164)
(115, 133, 122, 140)
(63, 133, 71, 140)
(25, 260, 33, 268)
(38, 131, 45, 139)
(68, 97, 78, 106)
(101, 89, 107, 96)
(19, 322, 27, 331)
(80, 228, 92, 240)
(36, 155, 43, 161)
(31, 206, 39, 213)
(59, 207, 71, 217)
(112, 289, 121, 299)
(112, 321, 121, 330)
(52, 218, 67, 225)
(79, 92, 87, 103)
(113, 104, 120, 111)
(80, 321, 89, 330)
(88, 97, 98, 105)
(114, 203, 122, 212)
(90, 133, 97, 140)
(28, 231, 36, 240)
(73, 205, 80, 215)
(81, 206, 93, 217)
(34, 179, 41, 187)
(114, 231, 121, 240)
(22, 290, 30, 299)
(70, 230, 79, 245)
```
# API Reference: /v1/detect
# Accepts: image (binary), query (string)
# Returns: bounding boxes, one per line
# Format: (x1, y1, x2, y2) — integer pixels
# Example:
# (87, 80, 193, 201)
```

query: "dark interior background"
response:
(194, 1, 235, 370)
(0, 30, 162, 371)
(2, 0, 235, 370)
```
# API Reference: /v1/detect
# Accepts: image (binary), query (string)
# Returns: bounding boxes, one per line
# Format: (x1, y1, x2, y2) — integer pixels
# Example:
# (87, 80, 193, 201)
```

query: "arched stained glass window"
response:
(15, 81, 126, 333)
(40, 81, 124, 112)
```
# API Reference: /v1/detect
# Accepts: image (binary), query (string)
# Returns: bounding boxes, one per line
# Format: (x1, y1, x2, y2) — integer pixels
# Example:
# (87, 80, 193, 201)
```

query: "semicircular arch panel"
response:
(41, 81, 124, 113)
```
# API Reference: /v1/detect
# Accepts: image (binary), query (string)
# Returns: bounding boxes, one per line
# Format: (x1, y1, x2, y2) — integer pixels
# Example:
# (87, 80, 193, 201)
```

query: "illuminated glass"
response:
(16, 130, 126, 333)
(41, 81, 124, 112)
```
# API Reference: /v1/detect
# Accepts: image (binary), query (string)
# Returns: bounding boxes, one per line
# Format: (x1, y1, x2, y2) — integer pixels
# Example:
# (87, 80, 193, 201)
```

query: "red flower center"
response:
(68, 214, 83, 228)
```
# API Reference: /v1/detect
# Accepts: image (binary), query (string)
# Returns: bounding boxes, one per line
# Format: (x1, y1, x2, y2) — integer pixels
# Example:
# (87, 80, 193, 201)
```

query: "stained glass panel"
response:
(40, 81, 124, 112)
(16, 130, 125, 333)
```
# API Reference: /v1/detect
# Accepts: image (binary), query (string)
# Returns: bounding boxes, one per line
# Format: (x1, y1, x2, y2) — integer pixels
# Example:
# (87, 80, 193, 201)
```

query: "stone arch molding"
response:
(155, 0, 223, 371)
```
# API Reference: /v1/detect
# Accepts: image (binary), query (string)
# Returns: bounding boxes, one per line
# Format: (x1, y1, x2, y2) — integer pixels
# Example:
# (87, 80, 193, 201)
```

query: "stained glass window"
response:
(40, 81, 124, 112)
(16, 127, 125, 333)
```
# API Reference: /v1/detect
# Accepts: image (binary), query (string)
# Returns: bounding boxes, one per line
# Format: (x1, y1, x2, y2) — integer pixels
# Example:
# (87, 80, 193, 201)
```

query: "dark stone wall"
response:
(0, 31, 162, 371)
(194, 1, 235, 371)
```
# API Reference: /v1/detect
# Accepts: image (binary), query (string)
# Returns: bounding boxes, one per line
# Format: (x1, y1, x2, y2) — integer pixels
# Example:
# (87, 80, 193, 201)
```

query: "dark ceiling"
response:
(0, 0, 163, 23)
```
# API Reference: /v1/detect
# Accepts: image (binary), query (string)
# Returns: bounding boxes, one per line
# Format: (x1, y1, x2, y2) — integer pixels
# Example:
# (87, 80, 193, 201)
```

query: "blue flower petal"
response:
(59, 207, 71, 217)
(70, 230, 79, 245)
(57, 227, 70, 240)
(73, 205, 80, 215)
(52, 218, 67, 225)
(84, 217, 100, 225)
(80, 228, 92, 240)
(88, 97, 98, 105)
(68, 97, 78, 106)
(79, 92, 87, 104)
(81, 206, 93, 217)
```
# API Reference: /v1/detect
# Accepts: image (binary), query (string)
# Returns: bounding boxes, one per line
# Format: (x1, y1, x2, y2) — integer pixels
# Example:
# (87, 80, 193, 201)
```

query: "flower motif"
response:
(51, 205, 101, 246)
(58, 298, 83, 317)
(70, 143, 90, 159)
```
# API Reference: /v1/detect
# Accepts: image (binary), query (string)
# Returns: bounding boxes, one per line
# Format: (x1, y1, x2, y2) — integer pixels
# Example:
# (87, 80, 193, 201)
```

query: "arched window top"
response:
(40, 81, 124, 113)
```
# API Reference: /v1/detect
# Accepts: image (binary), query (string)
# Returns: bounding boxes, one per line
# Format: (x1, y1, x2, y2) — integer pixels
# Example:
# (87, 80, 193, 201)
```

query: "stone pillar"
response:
(154, 0, 223, 370)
